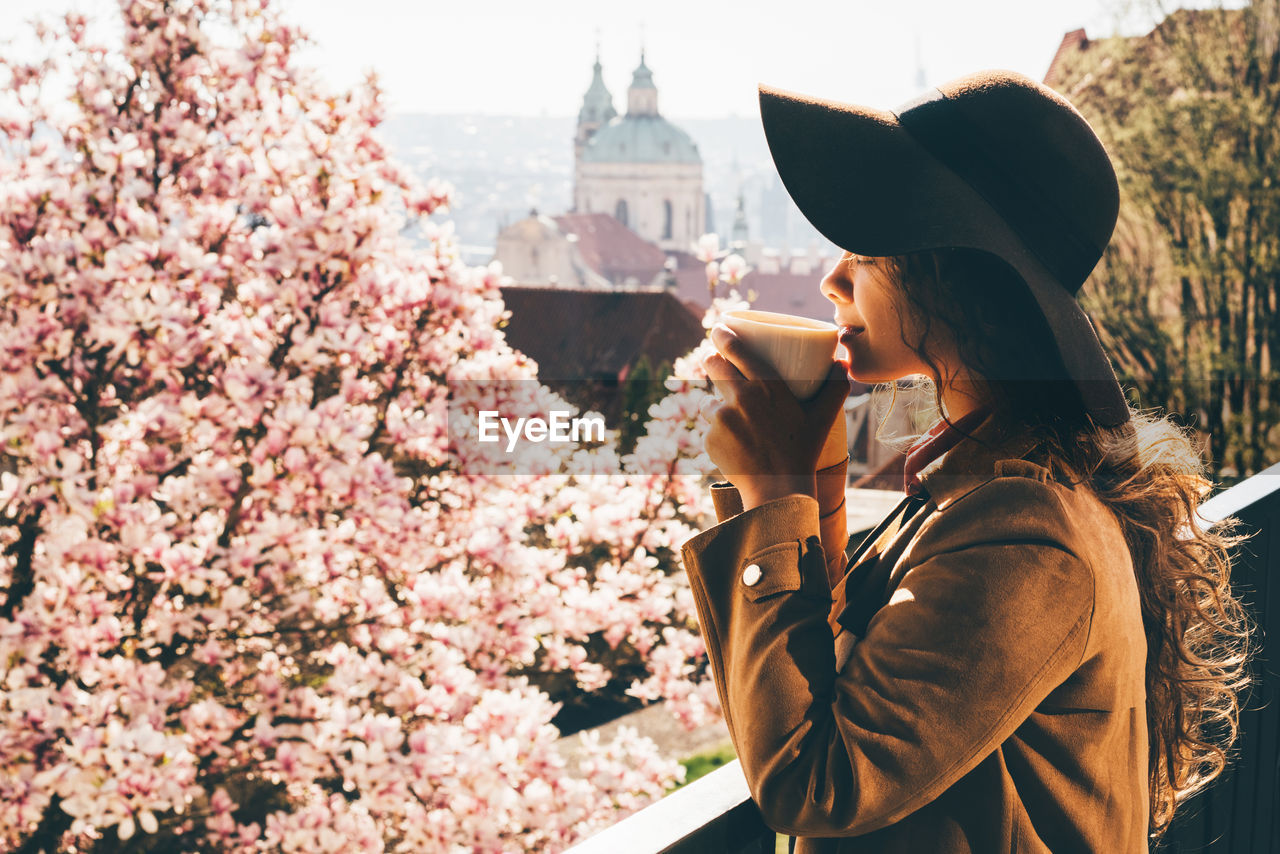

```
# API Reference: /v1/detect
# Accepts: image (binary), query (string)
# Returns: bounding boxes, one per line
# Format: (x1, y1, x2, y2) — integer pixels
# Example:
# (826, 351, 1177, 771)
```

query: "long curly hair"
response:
(869, 247, 1254, 840)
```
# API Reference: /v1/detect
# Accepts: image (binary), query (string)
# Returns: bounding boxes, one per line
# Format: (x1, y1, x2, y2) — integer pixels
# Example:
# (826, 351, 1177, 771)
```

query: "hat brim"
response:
(759, 83, 1000, 257)
(758, 83, 1131, 426)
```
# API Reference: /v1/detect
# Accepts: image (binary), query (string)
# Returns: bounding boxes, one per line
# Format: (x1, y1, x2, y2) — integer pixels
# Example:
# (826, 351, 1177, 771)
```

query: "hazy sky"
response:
(282, 0, 1163, 116)
(1, 0, 1191, 118)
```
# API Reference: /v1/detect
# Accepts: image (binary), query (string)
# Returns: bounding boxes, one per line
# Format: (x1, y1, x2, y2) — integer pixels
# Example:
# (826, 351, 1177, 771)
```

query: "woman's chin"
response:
(845, 364, 876, 384)
(844, 362, 910, 386)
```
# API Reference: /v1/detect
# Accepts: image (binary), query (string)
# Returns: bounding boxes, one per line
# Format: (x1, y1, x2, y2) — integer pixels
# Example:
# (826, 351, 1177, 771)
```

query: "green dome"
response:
(581, 115, 702, 165)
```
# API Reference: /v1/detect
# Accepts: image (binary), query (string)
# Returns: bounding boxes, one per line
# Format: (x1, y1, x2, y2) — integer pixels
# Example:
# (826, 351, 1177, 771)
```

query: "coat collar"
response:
(902, 402, 995, 496)
(916, 408, 1044, 511)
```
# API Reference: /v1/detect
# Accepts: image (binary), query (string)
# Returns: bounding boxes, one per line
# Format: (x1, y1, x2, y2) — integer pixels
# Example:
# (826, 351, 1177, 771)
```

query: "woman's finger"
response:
(697, 393, 720, 423)
(710, 324, 777, 384)
(702, 351, 745, 405)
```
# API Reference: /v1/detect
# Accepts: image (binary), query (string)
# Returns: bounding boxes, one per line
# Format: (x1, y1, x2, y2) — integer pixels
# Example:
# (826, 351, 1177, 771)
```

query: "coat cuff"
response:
(710, 456, 849, 522)
(683, 493, 829, 589)
(709, 456, 850, 586)
(710, 481, 744, 521)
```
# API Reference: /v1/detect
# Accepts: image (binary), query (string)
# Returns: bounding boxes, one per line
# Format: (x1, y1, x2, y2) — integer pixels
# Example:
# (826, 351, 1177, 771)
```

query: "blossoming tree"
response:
(0, 2, 751, 850)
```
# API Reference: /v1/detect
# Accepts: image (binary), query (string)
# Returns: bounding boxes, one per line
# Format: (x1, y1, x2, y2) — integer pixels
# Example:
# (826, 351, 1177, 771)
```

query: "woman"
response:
(683, 71, 1251, 852)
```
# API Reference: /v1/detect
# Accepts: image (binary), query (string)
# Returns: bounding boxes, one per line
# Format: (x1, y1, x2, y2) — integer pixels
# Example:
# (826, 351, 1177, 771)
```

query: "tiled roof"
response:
(552, 213, 668, 285)
(1043, 28, 1089, 88)
(498, 285, 705, 381)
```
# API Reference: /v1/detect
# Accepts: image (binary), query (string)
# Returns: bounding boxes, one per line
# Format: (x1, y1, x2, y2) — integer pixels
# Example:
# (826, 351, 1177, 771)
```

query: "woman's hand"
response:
(702, 323, 852, 512)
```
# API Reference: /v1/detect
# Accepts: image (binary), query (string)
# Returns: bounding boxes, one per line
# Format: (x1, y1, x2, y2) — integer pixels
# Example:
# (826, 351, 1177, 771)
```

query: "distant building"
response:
(760, 176, 790, 249)
(574, 49, 618, 166)
(572, 52, 705, 253)
(730, 189, 750, 253)
(494, 211, 668, 289)
(552, 213, 669, 287)
(493, 211, 611, 289)
(1043, 28, 1090, 88)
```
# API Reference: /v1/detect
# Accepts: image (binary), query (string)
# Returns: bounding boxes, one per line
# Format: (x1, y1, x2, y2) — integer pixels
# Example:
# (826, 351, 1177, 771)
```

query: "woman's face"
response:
(821, 253, 930, 384)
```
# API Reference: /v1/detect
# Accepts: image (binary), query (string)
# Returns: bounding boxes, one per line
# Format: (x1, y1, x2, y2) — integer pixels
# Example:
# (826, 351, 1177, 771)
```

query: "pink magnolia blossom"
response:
(0, 2, 738, 852)
(693, 232, 721, 263)
(718, 252, 751, 286)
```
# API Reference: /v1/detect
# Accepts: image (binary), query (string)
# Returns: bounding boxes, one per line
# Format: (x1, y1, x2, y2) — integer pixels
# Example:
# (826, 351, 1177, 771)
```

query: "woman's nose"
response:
(821, 264, 852, 305)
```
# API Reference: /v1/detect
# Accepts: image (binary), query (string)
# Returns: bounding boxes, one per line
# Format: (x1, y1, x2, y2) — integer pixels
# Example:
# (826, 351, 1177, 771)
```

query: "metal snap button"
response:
(742, 563, 762, 586)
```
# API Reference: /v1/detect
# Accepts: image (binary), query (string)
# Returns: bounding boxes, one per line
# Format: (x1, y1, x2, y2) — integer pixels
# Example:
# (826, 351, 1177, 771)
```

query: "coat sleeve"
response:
(679, 476, 1096, 837)
(707, 454, 851, 587)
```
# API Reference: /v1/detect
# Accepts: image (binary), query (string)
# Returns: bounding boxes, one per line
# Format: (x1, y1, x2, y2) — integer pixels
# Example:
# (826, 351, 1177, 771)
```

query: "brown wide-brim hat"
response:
(759, 69, 1131, 427)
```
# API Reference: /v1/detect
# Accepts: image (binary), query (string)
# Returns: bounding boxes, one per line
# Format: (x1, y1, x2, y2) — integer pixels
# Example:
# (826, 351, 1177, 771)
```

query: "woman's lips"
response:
(839, 326, 865, 345)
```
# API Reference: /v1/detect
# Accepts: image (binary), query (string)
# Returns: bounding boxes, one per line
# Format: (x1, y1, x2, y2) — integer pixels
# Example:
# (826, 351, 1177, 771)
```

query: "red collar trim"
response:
(903, 404, 996, 497)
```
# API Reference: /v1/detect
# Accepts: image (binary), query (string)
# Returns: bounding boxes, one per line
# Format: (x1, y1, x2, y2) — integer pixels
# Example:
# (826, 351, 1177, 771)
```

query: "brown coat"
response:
(680, 411, 1150, 852)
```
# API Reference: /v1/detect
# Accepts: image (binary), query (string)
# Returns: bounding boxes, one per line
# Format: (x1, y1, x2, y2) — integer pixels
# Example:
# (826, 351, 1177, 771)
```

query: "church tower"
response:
(626, 50, 659, 116)
(574, 50, 704, 252)
(574, 44, 617, 169)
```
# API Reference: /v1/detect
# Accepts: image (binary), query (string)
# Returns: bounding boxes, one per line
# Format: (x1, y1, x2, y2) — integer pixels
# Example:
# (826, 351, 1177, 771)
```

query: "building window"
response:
(686, 208, 692, 239)
(662, 200, 673, 240)
(616, 199, 629, 227)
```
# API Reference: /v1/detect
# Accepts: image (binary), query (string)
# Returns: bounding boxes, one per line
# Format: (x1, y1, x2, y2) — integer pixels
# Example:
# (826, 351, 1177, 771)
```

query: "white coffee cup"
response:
(720, 309, 839, 400)
(719, 308, 847, 468)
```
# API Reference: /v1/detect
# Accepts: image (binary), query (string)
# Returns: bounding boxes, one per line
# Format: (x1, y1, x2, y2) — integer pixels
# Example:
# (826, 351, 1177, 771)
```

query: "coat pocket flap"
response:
(739, 541, 804, 602)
